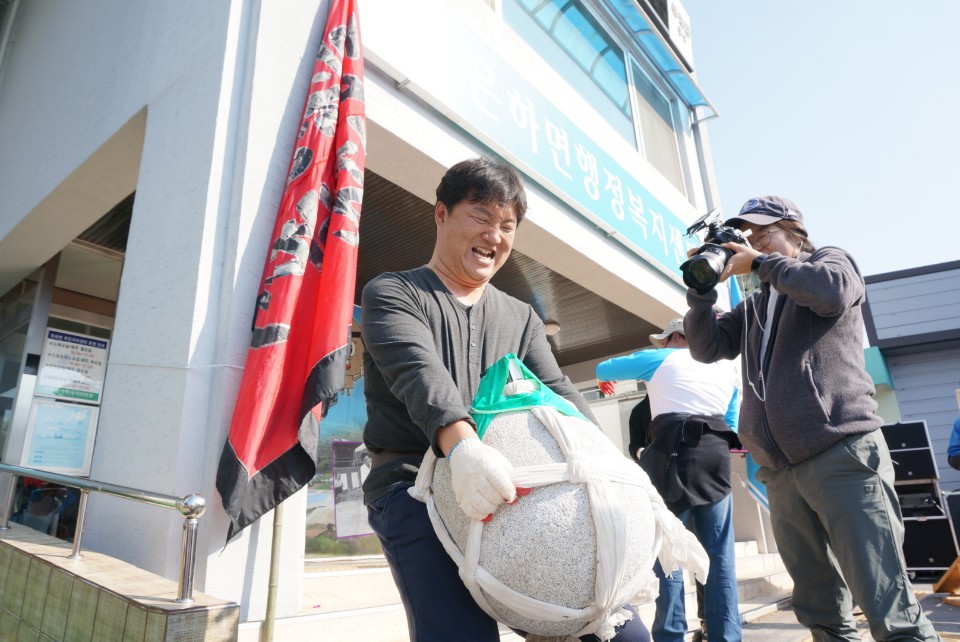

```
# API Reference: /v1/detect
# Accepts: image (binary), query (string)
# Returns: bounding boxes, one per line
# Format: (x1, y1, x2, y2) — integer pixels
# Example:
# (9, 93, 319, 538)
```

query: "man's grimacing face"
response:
(433, 199, 517, 287)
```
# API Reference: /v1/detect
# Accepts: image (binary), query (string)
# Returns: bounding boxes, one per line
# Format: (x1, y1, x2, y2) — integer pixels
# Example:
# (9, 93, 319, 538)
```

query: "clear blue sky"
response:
(681, 1, 960, 277)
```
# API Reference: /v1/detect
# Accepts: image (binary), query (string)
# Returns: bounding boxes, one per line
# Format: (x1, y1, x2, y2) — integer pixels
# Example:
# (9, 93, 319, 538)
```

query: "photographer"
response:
(682, 196, 938, 641)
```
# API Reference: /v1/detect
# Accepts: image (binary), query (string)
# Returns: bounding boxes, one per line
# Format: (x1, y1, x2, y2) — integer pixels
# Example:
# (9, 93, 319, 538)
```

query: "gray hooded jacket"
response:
(683, 246, 882, 470)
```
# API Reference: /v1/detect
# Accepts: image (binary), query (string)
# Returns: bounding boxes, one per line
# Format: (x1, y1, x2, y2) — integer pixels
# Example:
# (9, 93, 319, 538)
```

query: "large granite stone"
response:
(431, 409, 658, 638)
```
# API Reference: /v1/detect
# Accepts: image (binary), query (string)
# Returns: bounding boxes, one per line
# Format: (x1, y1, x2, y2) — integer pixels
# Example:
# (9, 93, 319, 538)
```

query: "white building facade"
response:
(0, 0, 737, 636)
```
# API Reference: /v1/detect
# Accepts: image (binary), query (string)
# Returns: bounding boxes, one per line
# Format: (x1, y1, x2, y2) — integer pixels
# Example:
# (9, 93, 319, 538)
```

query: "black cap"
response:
(724, 196, 803, 228)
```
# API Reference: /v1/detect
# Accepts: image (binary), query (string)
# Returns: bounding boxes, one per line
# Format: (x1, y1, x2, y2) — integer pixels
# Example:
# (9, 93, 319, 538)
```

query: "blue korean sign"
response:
(456, 56, 693, 275)
(368, 3, 697, 279)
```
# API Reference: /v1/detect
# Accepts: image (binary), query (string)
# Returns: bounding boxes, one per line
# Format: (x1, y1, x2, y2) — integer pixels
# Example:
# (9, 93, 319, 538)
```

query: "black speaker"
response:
(903, 517, 957, 569)
(947, 491, 960, 528)
(889, 448, 939, 481)
(895, 483, 943, 518)
(881, 421, 931, 450)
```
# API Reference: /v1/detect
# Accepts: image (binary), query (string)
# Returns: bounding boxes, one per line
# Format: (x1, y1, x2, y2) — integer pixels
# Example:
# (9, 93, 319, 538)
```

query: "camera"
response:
(679, 209, 749, 293)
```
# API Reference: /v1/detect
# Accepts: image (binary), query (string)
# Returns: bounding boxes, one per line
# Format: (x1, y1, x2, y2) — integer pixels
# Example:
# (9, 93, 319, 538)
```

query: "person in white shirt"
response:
(597, 319, 741, 642)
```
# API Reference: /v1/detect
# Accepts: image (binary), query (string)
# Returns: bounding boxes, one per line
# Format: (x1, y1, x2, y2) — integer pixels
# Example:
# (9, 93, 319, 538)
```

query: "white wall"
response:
(0, 0, 341, 620)
(0, 0, 719, 626)
(867, 266, 960, 342)
(888, 348, 960, 492)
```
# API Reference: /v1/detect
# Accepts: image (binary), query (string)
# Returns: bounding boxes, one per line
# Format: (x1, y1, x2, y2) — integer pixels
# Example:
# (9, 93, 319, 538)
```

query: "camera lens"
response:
(686, 257, 722, 288)
(680, 245, 731, 292)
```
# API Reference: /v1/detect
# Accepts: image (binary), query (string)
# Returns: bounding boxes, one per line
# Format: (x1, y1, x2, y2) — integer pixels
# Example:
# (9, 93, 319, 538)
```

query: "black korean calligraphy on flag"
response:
(216, 0, 366, 541)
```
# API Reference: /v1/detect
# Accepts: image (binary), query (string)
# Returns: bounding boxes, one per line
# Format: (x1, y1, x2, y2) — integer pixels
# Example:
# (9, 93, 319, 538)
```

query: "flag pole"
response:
(260, 502, 284, 642)
(216, 0, 365, 543)
(216, 1, 365, 635)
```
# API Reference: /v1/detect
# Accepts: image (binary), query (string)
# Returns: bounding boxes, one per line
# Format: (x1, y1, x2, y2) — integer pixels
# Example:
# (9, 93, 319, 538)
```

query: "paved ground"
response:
(742, 586, 960, 642)
(506, 589, 960, 642)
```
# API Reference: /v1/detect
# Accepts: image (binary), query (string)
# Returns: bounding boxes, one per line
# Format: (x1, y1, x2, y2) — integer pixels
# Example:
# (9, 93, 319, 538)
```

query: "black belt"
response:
(370, 450, 423, 469)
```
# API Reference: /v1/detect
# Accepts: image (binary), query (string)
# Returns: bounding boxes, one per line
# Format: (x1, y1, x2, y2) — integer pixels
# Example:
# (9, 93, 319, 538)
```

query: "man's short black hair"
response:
(435, 157, 527, 223)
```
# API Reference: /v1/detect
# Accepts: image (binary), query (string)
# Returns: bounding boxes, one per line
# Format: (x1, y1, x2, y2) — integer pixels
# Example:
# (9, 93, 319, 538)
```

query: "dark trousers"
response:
(756, 432, 938, 641)
(368, 484, 651, 642)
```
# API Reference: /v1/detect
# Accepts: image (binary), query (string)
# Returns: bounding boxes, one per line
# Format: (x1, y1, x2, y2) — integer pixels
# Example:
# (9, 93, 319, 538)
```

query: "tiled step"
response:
(735, 540, 760, 557)
(1, 523, 239, 642)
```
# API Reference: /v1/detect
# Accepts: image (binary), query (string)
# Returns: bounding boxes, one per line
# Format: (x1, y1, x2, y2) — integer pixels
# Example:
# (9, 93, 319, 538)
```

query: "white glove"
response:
(448, 438, 516, 521)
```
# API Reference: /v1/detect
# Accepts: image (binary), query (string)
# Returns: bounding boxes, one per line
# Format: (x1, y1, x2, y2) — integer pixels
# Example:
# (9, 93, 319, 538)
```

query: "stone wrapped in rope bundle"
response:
(410, 355, 708, 640)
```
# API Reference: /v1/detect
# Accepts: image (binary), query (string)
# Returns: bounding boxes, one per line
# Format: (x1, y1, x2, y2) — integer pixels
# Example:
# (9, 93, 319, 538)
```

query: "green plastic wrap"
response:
(470, 353, 588, 439)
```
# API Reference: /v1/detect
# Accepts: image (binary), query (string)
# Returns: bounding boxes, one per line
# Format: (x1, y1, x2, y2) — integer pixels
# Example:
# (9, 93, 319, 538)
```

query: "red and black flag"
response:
(216, 0, 366, 541)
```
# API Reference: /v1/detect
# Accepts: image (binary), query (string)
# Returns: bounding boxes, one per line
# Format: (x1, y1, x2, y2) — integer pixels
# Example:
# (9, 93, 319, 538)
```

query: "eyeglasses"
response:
(748, 226, 781, 250)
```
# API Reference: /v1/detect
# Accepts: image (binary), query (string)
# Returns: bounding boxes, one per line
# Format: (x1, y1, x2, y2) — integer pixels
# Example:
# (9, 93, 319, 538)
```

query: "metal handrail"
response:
(0, 462, 205, 603)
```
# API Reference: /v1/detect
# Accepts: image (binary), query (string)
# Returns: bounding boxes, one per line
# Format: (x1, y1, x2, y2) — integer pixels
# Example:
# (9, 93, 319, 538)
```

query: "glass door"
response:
(0, 279, 37, 455)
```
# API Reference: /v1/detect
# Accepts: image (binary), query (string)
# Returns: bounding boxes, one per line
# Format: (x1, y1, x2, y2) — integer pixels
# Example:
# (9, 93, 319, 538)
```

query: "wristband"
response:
(751, 254, 768, 273)
(447, 437, 474, 460)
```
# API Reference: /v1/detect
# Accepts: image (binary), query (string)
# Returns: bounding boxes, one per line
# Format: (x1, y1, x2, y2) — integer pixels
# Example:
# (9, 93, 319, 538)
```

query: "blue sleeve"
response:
(596, 349, 669, 383)
(724, 386, 740, 434)
(949, 418, 960, 457)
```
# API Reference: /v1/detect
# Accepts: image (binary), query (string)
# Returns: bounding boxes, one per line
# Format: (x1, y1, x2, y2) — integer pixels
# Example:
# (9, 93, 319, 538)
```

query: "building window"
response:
(505, 0, 687, 194)
(505, 0, 637, 147)
(629, 60, 684, 192)
(0, 279, 35, 455)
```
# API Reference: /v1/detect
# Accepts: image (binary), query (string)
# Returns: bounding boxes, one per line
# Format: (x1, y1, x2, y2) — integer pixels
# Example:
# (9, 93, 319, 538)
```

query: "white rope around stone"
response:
(410, 401, 709, 640)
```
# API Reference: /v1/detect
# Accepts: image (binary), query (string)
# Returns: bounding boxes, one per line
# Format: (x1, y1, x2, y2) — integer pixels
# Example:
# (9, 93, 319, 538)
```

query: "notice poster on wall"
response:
(35, 329, 109, 404)
(20, 399, 99, 475)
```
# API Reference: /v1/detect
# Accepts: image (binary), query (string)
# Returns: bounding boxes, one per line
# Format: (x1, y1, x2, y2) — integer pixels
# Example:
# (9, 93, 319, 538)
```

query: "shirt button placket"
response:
(468, 311, 478, 365)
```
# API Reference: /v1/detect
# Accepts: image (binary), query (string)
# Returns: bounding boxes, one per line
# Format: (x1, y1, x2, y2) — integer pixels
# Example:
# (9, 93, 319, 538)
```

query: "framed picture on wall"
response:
(331, 440, 373, 538)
